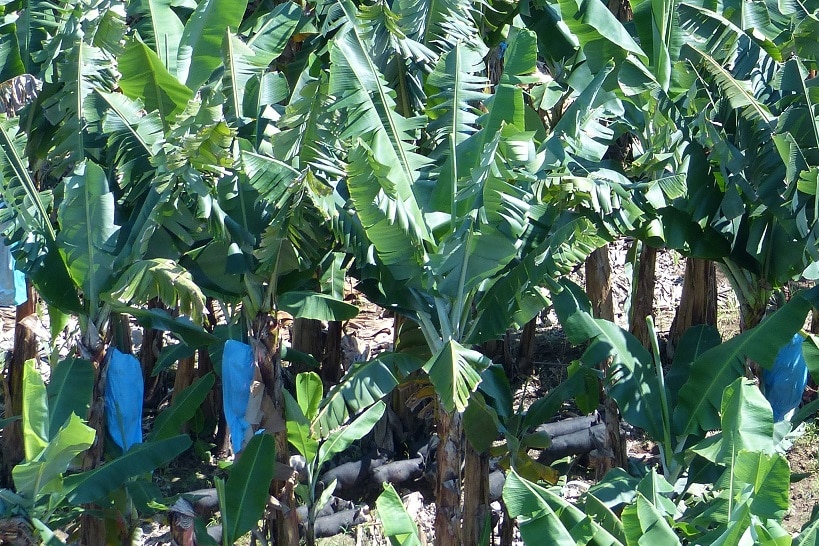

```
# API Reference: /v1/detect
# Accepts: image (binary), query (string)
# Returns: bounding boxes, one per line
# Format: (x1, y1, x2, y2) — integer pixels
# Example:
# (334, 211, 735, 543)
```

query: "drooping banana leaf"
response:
(64, 434, 192, 505)
(329, 5, 432, 244)
(56, 161, 119, 316)
(118, 38, 193, 128)
(315, 352, 423, 437)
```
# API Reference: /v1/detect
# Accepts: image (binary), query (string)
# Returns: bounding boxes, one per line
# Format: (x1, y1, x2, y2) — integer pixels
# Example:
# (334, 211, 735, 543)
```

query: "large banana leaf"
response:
(113, 305, 218, 348)
(690, 378, 776, 464)
(118, 38, 193, 128)
(329, 5, 431, 243)
(128, 0, 185, 77)
(278, 291, 358, 321)
(222, 31, 288, 126)
(0, 121, 53, 242)
(56, 161, 119, 315)
(731, 450, 790, 520)
(270, 55, 338, 165)
(556, 0, 646, 71)
(149, 373, 215, 441)
(621, 493, 681, 545)
(683, 44, 774, 124)
(503, 469, 624, 545)
(241, 150, 301, 207)
(12, 414, 95, 503)
(551, 279, 666, 443)
(104, 259, 206, 324)
(92, 90, 164, 203)
(394, 0, 481, 52)
(424, 43, 489, 211)
(177, 0, 249, 91)
(630, 0, 684, 90)
(244, 2, 302, 62)
(433, 228, 519, 300)
(426, 44, 487, 150)
(468, 216, 608, 343)
(65, 434, 192, 505)
(0, 20, 25, 81)
(46, 357, 94, 434)
(315, 353, 423, 436)
(346, 142, 427, 280)
(678, 2, 781, 63)
(376, 483, 423, 546)
(36, 20, 119, 178)
(22, 359, 49, 461)
(460, 27, 538, 172)
(316, 400, 386, 469)
(0, 123, 80, 312)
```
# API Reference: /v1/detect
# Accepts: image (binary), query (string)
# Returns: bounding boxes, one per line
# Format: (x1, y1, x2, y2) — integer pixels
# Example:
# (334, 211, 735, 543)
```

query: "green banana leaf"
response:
(12, 414, 95, 502)
(315, 353, 423, 437)
(218, 433, 276, 545)
(149, 373, 216, 441)
(278, 291, 359, 321)
(673, 288, 818, 436)
(118, 38, 193, 126)
(22, 358, 49, 461)
(376, 483, 423, 546)
(177, 0, 249, 90)
(317, 401, 386, 469)
(46, 357, 94, 434)
(423, 340, 489, 413)
(65, 434, 192, 505)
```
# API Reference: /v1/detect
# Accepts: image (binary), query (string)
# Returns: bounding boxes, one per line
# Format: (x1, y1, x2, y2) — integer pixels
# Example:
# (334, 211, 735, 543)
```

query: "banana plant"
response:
(267, 0, 646, 538)
(285, 372, 386, 546)
(528, 0, 819, 334)
(672, 5, 819, 329)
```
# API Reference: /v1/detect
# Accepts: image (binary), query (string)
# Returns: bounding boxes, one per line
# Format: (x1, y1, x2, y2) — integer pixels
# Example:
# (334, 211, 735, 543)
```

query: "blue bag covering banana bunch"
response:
(222, 339, 255, 454)
(105, 348, 144, 451)
(763, 333, 809, 422)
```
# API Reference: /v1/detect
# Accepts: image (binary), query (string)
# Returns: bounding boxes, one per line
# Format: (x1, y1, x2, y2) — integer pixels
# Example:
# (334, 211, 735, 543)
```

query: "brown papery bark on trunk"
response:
(668, 258, 717, 358)
(255, 314, 299, 545)
(630, 244, 657, 350)
(586, 246, 626, 470)
(434, 409, 463, 546)
(1, 298, 38, 486)
(462, 440, 490, 545)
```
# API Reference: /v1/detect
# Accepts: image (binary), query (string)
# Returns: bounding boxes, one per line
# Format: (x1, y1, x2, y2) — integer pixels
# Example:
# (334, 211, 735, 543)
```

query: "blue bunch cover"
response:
(763, 334, 809, 422)
(105, 348, 144, 451)
(222, 339, 254, 454)
(0, 241, 26, 307)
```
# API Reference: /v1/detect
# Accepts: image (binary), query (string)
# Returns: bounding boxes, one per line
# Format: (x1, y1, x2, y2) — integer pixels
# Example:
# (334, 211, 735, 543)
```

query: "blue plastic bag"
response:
(105, 348, 144, 451)
(0, 241, 26, 306)
(763, 333, 808, 422)
(222, 339, 254, 454)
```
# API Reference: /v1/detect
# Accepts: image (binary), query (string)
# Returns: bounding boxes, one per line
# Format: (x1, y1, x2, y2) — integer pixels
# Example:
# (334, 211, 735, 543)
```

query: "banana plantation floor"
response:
(1, 243, 817, 544)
